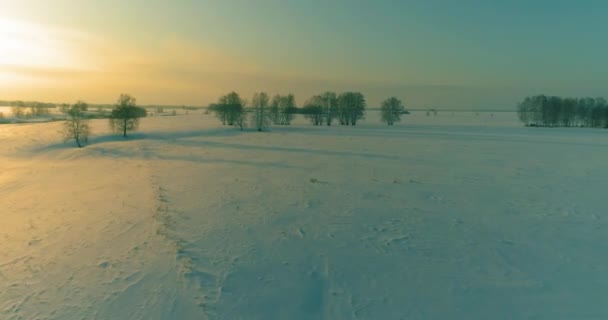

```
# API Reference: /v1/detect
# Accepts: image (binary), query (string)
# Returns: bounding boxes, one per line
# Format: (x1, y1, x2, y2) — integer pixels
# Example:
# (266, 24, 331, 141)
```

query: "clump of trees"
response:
(251, 92, 271, 131)
(306, 92, 338, 126)
(337, 92, 366, 125)
(62, 101, 90, 148)
(30, 102, 52, 116)
(380, 97, 406, 125)
(302, 97, 325, 126)
(209, 90, 374, 128)
(210, 91, 247, 130)
(269, 94, 297, 125)
(9, 101, 54, 118)
(321, 92, 338, 126)
(59, 103, 70, 114)
(517, 95, 608, 128)
(208, 90, 370, 127)
(301, 92, 339, 126)
(11, 101, 26, 118)
(300, 91, 366, 126)
(211, 91, 296, 131)
(109, 94, 147, 137)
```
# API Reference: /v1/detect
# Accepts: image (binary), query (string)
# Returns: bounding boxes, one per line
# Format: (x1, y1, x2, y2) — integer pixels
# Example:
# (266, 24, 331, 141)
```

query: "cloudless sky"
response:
(1, 0, 607, 108)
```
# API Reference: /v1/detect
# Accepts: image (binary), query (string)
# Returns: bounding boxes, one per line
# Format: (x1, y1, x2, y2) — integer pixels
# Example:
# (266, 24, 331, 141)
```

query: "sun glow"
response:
(0, 17, 85, 70)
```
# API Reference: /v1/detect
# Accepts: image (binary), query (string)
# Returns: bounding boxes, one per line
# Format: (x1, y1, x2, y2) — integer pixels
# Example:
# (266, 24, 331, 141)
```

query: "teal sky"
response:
(1, 0, 607, 108)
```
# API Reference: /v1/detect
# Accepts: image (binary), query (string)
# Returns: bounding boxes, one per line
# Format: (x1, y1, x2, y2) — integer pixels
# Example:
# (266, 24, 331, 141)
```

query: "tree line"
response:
(9, 101, 54, 118)
(517, 95, 608, 128)
(210, 91, 407, 130)
(35, 91, 408, 148)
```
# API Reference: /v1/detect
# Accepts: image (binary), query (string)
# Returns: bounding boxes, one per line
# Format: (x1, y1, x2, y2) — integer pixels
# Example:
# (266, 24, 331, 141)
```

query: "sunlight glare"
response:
(0, 17, 80, 69)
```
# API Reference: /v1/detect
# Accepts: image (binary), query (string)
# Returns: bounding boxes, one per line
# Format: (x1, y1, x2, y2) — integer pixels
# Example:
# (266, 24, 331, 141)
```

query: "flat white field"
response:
(1, 112, 607, 319)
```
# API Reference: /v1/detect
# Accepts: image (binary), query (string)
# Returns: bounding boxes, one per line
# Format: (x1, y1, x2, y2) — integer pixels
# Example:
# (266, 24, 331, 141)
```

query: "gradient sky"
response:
(0, 0, 607, 109)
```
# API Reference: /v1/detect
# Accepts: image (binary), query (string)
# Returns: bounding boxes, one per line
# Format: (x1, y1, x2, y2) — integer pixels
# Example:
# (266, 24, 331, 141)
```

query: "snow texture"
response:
(1, 111, 608, 319)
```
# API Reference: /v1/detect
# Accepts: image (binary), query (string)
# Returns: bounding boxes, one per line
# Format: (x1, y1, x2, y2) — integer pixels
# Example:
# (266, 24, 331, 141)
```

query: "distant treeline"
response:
(2, 92, 409, 128)
(0, 99, 200, 112)
(0, 100, 57, 108)
(209, 91, 408, 130)
(517, 95, 608, 128)
(7, 101, 55, 117)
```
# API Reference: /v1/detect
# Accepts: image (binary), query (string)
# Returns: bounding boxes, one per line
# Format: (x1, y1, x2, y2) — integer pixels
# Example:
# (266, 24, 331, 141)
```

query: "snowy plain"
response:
(1, 111, 608, 319)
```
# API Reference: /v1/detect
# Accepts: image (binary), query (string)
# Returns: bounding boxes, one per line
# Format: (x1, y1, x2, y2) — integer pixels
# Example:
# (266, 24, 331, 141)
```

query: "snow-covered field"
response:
(2, 111, 608, 319)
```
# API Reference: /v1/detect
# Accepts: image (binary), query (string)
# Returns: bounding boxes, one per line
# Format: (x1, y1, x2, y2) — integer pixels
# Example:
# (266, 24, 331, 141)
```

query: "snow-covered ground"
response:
(2, 111, 608, 319)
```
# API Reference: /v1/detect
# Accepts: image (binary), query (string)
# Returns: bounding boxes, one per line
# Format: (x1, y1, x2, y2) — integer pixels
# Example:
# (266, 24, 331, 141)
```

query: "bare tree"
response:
(251, 92, 270, 131)
(517, 97, 532, 126)
(270, 94, 297, 125)
(516, 95, 608, 128)
(561, 98, 577, 127)
(212, 92, 247, 130)
(60, 103, 70, 114)
(269, 95, 282, 125)
(234, 99, 247, 130)
(11, 101, 25, 118)
(62, 101, 90, 148)
(302, 96, 324, 125)
(280, 94, 297, 125)
(337, 92, 366, 125)
(109, 94, 147, 137)
(591, 97, 607, 128)
(321, 91, 338, 126)
(28, 102, 53, 117)
(380, 97, 406, 125)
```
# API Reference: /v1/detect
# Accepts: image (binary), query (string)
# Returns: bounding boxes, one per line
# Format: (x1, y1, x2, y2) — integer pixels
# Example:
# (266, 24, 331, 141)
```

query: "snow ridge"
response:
(152, 181, 226, 318)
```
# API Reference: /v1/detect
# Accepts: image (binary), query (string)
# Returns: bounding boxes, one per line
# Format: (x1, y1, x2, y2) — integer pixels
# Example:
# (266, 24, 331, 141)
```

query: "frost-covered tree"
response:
(30, 102, 51, 117)
(59, 103, 70, 114)
(109, 94, 147, 137)
(517, 97, 532, 126)
(251, 92, 270, 131)
(320, 91, 338, 126)
(380, 97, 406, 125)
(280, 94, 297, 125)
(516, 95, 608, 128)
(590, 97, 607, 128)
(560, 98, 577, 127)
(302, 95, 324, 126)
(62, 101, 90, 148)
(212, 91, 246, 130)
(11, 101, 25, 118)
(269, 95, 281, 125)
(337, 92, 366, 125)
(270, 94, 297, 125)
